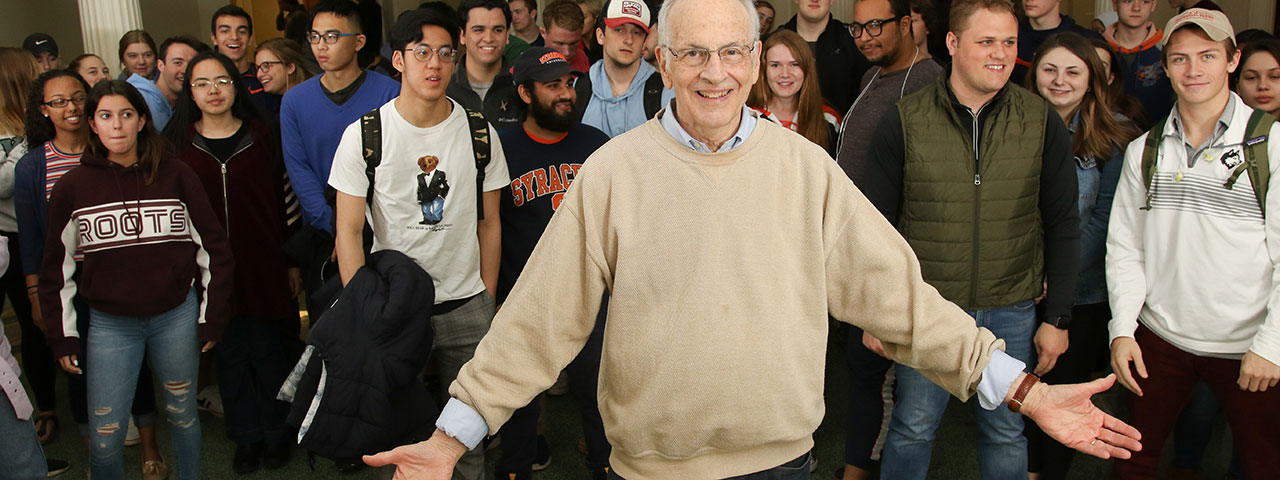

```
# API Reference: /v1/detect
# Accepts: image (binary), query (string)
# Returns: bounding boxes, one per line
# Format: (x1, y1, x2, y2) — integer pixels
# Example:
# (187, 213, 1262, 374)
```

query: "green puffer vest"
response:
(896, 77, 1047, 310)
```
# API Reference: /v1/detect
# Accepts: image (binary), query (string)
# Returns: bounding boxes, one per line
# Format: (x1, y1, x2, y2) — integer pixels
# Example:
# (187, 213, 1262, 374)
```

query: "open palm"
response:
(1025, 374, 1142, 459)
(364, 431, 466, 480)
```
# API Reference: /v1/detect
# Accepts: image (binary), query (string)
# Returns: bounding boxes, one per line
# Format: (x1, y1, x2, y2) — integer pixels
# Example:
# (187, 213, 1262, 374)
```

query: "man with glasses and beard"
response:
(491, 46, 614, 480)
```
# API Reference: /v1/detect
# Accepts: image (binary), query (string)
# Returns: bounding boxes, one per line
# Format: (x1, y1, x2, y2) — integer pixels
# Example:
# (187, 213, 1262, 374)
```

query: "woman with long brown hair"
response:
(747, 30, 840, 155)
(1024, 32, 1139, 480)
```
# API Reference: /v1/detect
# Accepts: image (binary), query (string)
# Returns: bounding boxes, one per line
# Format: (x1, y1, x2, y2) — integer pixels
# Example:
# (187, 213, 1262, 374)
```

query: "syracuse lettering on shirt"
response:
(510, 162, 583, 210)
(74, 199, 190, 252)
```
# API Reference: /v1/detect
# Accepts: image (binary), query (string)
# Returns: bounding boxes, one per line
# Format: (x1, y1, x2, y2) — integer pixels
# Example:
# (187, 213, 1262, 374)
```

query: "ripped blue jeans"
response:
(87, 289, 201, 480)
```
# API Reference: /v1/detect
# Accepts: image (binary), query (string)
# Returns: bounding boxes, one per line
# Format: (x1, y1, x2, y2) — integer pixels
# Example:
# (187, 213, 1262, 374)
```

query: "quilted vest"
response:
(896, 78, 1047, 309)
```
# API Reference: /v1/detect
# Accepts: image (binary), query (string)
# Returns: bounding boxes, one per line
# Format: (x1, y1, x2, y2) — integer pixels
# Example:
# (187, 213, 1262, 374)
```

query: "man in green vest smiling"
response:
(860, 0, 1080, 478)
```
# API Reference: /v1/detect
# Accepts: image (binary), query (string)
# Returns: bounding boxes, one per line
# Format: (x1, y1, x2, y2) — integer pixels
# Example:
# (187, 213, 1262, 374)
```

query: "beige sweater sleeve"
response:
(823, 171, 1004, 400)
(449, 172, 610, 433)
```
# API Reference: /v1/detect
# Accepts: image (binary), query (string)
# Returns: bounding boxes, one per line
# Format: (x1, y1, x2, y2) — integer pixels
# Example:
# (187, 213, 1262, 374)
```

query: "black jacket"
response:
(284, 250, 437, 458)
(447, 56, 523, 131)
(778, 14, 871, 113)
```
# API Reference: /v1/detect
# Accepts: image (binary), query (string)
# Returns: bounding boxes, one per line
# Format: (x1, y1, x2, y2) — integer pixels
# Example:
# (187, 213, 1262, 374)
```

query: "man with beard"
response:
(832, 1, 942, 478)
(492, 46, 613, 480)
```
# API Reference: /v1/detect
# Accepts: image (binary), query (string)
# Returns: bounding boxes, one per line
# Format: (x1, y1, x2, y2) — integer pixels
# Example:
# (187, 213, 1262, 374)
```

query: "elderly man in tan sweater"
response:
(365, 0, 1144, 478)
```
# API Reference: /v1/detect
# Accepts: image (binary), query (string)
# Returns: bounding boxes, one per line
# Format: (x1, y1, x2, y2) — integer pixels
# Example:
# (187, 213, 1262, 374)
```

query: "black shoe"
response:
(45, 459, 70, 478)
(263, 441, 291, 470)
(233, 442, 263, 474)
(532, 435, 552, 471)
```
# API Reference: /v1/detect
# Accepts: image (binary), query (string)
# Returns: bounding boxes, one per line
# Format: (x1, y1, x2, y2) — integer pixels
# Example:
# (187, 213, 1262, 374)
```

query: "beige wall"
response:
(0, 0, 85, 64)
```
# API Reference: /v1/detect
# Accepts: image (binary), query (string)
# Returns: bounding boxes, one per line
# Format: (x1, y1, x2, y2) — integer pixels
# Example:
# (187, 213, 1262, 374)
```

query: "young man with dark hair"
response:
(778, 0, 872, 113)
(330, 8, 509, 480)
(1107, 9, 1280, 479)
(449, 0, 522, 130)
(492, 46, 613, 480)
(581, 0, 674, 137)
(504, 0, 541, 63)
(1013, 0, 1102, 82)
(210, 4, 269, 109)
(127, 35, 210, 130)
(833, 1, 942, 479)
(1104, 0, 1176, 125)
(280, 0, 399, 317)
(865, 0, 1082, 477)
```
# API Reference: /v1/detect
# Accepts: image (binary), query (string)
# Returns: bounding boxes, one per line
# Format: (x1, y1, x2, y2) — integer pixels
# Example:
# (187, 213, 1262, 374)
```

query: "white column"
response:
(78, 0, 144, 75)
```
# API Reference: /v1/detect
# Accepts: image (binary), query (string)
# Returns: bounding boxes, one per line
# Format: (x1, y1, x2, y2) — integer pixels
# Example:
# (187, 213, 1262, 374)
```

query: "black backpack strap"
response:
(1225, 108, 1275, 217)
(643, 71, 665, 119)
(359, 108, 383, 206)
(464, 108, 491, 220)
(1139, 115, 1168, 210)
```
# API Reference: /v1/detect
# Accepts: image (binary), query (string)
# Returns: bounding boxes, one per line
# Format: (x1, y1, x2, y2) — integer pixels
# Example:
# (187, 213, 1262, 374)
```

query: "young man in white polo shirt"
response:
(1107, 8, 1280, 479)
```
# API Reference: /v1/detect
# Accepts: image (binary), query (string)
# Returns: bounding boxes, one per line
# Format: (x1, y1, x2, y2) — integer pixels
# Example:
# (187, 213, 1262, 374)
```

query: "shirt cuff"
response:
(976, 350, 1026, 410)
(435, 398, 489, 450)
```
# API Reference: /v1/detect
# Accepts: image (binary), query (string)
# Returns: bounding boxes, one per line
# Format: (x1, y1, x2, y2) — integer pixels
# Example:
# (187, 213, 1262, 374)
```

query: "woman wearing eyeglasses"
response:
(39, 79, 232, 480)
(162, 51, 300, 475)
(747, 30, 840, 156)
(254, 38, 315, 116)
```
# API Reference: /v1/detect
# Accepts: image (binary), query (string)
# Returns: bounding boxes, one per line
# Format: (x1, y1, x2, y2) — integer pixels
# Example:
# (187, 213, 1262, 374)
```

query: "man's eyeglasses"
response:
(191, 77, 233, 91)
(307, 31, 359, 44)
(404, 45, 458, 63)
(43, 94, 86, 108)
(848, 17, 904, 38)
(664, 44, 755, 67)
(255, 60, 282, 72)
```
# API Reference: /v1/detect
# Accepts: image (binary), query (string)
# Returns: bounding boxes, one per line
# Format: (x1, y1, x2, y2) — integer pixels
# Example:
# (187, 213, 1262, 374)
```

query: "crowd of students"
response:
(0, 0, 1277, 479)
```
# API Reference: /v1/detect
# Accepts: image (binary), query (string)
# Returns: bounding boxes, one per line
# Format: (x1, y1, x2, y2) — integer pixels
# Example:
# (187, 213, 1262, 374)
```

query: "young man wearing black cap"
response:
(581, 0, 674, 137)
(21, 33, 59, 72)
(493, 46, 613, 480)
(328, 8, 509, 480)
(1107, 8, 1280, 479)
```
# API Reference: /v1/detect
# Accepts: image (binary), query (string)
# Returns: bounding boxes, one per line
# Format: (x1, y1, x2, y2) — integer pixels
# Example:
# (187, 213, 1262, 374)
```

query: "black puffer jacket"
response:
(284, 250, 437, 458)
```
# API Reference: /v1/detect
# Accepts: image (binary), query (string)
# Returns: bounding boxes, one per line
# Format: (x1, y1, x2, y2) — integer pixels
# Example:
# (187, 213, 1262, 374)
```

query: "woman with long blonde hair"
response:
(747, 30, 839, 155)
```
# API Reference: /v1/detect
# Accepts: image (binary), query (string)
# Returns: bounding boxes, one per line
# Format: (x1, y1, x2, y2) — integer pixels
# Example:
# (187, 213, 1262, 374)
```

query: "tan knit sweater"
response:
(450, 117, 1005, 479)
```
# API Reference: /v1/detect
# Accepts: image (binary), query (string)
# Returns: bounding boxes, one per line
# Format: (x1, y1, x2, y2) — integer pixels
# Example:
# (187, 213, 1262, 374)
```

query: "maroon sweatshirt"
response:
(39, 152, 234, 358)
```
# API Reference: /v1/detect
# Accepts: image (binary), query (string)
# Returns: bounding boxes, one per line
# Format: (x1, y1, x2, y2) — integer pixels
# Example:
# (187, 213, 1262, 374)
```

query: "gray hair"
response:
(656, 0, 760, 50)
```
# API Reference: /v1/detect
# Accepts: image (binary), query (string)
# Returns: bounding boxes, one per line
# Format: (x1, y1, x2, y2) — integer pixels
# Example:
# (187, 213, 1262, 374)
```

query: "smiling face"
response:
(1237, 50, 1280, 116)
(598, 23, 648, 68)
(212, 14, 254, 66)
(795, 0, 832, 23)
(190, 58, 236, 117)
(76, 56, 111, 87)
(90, 94, 144, 157)
(1035, 46, 1089, 117)
(657, 0, 760, 145)
(523, 72, 579, 133)
(463, 7, 510, 68)
(40, 76, 86, 135)
(947, 8, 1018, 106)
(311, 12, 366, 72)
(255, 49, 295, 95)
(394, 25, 456, 104)
(765, 43, 802, 101)
(853, 0, 907, 65)
(1164, 27, 1238, 111)
(123, 42, 156, 77)
(159, 43, 199, 97)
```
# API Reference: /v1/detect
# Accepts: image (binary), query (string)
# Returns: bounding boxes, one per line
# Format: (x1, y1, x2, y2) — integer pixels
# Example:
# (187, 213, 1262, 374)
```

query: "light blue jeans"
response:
(0, 396, 48, 478)
(881, 300, 1036, 480)
(88, 289, 202, 480)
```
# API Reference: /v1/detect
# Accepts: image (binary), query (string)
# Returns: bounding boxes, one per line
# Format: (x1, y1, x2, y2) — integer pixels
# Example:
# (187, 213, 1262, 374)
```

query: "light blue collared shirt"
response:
(658, 99, 757, 153)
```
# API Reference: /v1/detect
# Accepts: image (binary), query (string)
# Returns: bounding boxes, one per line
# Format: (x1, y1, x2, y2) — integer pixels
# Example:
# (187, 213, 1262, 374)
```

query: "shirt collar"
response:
(1168, 94, 1236, 146)
(659, 99, 757, 153)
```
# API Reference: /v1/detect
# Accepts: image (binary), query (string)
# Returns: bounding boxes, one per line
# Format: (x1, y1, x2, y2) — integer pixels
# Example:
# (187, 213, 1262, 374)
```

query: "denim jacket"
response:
(1071, 113, 1124, 305)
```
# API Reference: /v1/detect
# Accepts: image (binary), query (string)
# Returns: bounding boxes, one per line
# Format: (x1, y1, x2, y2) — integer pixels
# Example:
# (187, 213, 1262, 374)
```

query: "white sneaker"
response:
(196, 385, 224, 418)
(124, 417, 140, 447)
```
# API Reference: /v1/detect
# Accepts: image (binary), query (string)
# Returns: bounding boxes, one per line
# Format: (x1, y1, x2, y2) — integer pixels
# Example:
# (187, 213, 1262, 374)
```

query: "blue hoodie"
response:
(581, 60, 674, 138)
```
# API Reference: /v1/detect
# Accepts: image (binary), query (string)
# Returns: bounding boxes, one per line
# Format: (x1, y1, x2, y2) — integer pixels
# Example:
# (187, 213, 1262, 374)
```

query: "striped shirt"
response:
(44, 142, 81, 200)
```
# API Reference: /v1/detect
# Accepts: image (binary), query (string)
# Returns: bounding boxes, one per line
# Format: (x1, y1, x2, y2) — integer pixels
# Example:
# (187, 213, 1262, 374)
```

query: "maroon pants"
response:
(1113, 326, 1280, 479)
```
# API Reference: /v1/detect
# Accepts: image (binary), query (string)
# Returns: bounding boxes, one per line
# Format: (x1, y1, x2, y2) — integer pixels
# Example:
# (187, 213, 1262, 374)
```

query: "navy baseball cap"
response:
(512, 47, 582, 84)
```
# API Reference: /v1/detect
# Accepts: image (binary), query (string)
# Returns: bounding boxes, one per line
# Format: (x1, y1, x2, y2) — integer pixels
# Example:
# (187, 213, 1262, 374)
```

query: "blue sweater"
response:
(280, 71, 400, 233)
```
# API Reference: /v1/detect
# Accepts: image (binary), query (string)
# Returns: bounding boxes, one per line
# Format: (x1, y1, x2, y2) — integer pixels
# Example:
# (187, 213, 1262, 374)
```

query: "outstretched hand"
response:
(364, 429, 467, 480)
(1021, 374, 1142, 460)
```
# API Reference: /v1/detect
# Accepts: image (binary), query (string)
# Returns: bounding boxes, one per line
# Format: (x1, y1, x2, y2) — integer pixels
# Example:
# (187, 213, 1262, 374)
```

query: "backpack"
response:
(643, 71, 666, 119)
(358, 105, 492, 220)
(1139, 108, 1275, 217)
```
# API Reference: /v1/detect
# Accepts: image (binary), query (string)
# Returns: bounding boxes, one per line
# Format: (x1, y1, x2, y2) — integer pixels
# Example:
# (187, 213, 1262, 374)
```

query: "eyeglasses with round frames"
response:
(664, 44, 756, 67)
(403, 45, 458, 63)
